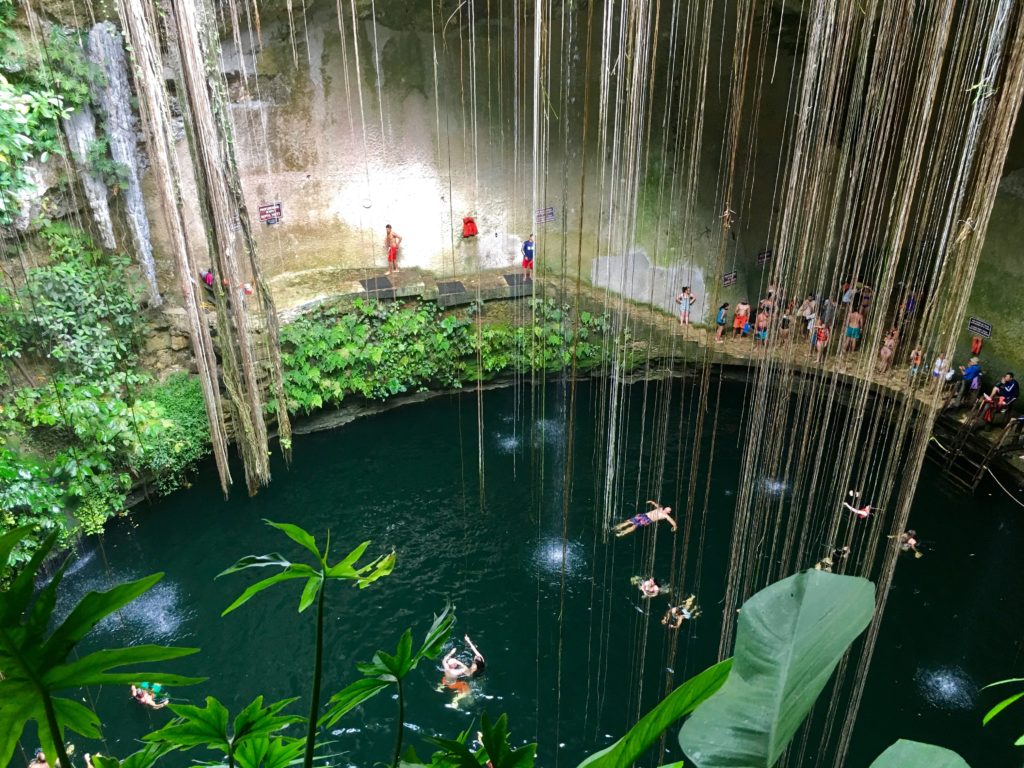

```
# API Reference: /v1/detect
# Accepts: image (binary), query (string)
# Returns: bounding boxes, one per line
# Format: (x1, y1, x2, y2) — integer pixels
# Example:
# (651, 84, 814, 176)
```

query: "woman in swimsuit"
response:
(613, 501, 678, 537)
(675, 287, 696, 327)
(877, 328, 899, 373)
(130, 684, 167, 709)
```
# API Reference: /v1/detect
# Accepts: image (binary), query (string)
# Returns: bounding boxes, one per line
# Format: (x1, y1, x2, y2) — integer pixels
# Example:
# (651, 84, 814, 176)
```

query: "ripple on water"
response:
(495, 433, 522, 454)
(533, 538, 588, 581)
(56, 566, 195, 645)
(913, 665, 979, 711)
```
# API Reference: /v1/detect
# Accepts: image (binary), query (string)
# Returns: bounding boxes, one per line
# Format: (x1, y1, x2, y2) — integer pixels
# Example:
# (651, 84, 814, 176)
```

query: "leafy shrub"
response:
(17, 223, 141, 378)
(141, 372, 212, 493)
(0, 17, 100, 225)
(0, 448, 65, 569)
(279, 298, 610, 415)
(86, 137, 131, 193)
(280, 299, 475, 413)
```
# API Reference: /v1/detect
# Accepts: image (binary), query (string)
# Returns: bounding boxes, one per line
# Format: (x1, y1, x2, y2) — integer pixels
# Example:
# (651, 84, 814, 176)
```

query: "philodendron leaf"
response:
(221, 569, 310, 616)
(577, 659, 731, 768)
(264, 520, 322, 560)
(679, 570, 875, 768)
(868, 740, 971, 768)
(144, 697, 231, 750)
(319, 678, 391, 729)
(983, 690, 1024, 725)
(0, 539, 204, 768)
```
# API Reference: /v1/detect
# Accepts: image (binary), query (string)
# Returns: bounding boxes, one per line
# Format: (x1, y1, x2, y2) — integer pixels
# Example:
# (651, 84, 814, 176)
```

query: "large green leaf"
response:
(678, 570, 875, 768)
(577, 659, 732, 768)
(221, 569, 310, 616)
(0, 534, 204, 768)
(319, 677, 392, 728)
(144, 697, 231, 750)
(220, 522, 394, 615)
(478, 712, 536, 768)
(265, 520, 322, 560)
(145, 696, 303, 765)
(868, 740, 970, 768)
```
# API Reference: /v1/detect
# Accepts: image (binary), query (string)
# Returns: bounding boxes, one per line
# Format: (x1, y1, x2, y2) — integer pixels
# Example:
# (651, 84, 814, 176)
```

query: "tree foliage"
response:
(0, 527, 204, 768)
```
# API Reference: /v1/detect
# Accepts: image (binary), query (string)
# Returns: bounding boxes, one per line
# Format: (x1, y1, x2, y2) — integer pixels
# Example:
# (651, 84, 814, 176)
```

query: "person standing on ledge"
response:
(384, 224, 402, 274)
(675, 286, 696, 328)
(522, 233, 535, 275)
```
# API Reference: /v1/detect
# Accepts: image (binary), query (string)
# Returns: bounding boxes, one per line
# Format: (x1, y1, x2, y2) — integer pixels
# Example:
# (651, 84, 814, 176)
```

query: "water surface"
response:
(51, 381, 1023, 767)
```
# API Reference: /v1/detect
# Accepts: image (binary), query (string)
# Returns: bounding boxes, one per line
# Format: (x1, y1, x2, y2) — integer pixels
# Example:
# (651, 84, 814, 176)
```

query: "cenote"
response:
(53, 380, 1023, 768)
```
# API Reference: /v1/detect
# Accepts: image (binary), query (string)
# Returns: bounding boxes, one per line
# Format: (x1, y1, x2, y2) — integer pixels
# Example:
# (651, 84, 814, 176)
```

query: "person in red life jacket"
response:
(842, 490, 879, 519)
(384, 224, 402, 274)
(462, 216, 478, 238)
(521, 233, 535, 274)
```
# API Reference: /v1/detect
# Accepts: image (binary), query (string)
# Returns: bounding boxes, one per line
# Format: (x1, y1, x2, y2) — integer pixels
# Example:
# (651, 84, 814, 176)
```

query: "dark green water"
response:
(45, 381, 1023, 767)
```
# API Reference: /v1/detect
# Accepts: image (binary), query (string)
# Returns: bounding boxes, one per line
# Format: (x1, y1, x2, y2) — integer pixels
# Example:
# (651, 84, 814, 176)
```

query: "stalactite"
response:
(87, 22, 161, 307)
(114, 0, 232, 497)
(60, 105, 116, 250)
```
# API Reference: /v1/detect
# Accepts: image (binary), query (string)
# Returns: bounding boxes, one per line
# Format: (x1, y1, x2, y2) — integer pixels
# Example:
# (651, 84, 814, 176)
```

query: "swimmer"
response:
(130, 684, 168, 709)
(28, 750, 47, 768)
(814, 546, 851, 573)
(442, 635, 486, 682)
(841, 490, 879, 519)
(614, 501, 678, 537)
(662, 594, 701, 630)
(891, 529, 923, 558)
(630, 576, 664, 598)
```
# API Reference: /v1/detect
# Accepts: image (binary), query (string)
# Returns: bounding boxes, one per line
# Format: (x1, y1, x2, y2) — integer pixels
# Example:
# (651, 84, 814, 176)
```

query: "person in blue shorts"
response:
(613, 501, 678, 537)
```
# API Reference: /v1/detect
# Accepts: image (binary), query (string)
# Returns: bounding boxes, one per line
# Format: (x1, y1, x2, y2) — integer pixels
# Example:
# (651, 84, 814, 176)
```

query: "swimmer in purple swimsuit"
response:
(613, 501, 678, 537)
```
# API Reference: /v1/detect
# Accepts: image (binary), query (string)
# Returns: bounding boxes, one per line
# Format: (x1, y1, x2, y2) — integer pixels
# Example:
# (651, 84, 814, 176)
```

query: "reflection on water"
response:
(495, 433, 522, 454)
(533, 538, 587, 580)
(913, 666, 979, 711)
(759, 477, 790, 497)
(56, 566, 195, 645)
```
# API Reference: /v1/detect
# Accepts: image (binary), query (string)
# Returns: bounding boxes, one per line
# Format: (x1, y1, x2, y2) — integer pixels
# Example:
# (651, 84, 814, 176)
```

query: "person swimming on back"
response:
(841, 490, 879, 519)
(130, 684, 168, 709)
(613, 501, 678, 537)
(662, 594, 701, 630)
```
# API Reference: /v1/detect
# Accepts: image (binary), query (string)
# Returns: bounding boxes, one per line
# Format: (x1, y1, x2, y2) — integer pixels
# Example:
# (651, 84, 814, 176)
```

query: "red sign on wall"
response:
(259, 202, 282, 224)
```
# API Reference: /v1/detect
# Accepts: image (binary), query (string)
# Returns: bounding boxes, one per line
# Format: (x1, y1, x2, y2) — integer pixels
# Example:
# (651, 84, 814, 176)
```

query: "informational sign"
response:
(534, 206, 556, 224)
(722, 270, 738, 287)
(757, 247, 773, 265)
(259, 202, 282, 225)
(968, 316, 992, 338)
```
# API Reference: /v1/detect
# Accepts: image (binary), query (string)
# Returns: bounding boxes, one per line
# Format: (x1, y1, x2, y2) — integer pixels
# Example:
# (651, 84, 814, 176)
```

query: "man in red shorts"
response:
(384, 224, 402, 274)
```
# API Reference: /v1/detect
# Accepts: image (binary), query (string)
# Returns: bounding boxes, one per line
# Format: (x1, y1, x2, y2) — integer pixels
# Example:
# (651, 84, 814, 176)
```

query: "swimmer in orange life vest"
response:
(841, 490, 880, 519)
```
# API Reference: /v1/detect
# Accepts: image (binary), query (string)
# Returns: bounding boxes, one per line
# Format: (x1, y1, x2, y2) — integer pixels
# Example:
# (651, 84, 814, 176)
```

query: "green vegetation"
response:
(0, 527, 971, 768)
(86, 137, 131, 194)
(219, 521, 395, 768)
(0, 225, 210, 573)
(142, 372, 211, 494)
(0, 5, 101, 225)
(279, 297, 610, 414)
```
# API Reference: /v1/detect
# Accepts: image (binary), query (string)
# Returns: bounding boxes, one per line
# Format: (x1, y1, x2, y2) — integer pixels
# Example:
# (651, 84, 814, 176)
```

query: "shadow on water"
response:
(35, 380, 1024, 768)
